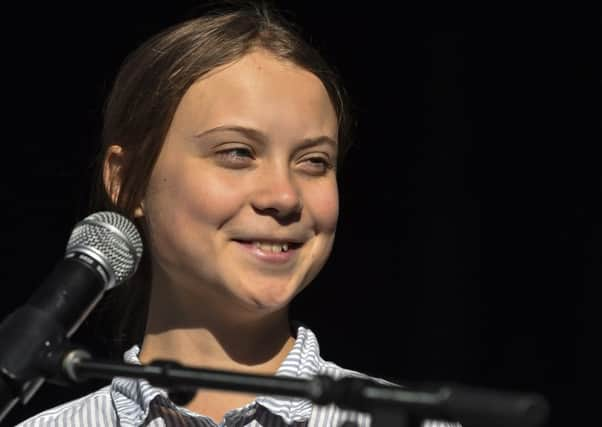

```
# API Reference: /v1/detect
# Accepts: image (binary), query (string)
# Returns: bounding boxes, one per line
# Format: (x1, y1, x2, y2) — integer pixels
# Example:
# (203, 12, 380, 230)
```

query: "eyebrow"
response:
(194, 125, 338, 150)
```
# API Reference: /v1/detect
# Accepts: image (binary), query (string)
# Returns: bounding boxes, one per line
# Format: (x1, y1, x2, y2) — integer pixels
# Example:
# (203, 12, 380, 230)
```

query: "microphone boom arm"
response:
(44, 347, 549, 427)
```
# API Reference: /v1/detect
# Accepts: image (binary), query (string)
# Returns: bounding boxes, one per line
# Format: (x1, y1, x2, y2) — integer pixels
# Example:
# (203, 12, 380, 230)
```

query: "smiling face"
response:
(141, 50, 339, 316)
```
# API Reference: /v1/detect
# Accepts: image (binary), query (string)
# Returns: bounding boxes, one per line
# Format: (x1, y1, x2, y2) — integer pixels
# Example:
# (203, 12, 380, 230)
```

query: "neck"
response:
(138, 278, 296, 375)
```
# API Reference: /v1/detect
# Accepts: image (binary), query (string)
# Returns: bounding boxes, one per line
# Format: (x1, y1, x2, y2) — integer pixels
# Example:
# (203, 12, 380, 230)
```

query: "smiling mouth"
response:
(233, 240, 303, 253)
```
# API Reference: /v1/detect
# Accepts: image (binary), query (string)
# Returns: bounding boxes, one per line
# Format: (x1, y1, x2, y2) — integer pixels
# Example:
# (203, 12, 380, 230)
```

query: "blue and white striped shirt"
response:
(16, 326, 459, 427)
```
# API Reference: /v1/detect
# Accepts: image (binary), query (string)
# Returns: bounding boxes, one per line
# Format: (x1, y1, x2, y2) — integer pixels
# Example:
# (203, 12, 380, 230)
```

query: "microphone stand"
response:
(3, 344, 548, 427)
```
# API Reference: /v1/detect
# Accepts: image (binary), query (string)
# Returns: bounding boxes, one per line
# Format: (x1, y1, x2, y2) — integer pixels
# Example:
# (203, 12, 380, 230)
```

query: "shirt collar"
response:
(110, 324, 323, 425)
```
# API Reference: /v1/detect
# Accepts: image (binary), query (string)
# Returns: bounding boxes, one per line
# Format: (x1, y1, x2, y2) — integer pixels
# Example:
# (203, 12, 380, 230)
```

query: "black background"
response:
(1, 2, 599, 426)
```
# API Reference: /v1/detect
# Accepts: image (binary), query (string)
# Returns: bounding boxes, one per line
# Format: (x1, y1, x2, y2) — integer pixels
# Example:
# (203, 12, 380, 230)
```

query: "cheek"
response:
(150, 164, 243, 217)
(184, 176, 243, 225)
(306, 181, 339, 232)
(143, 168, 248, 280)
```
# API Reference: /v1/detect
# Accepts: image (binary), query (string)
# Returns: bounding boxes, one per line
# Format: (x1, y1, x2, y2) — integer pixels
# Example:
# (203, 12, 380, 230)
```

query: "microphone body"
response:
(0, 212, 142, 421)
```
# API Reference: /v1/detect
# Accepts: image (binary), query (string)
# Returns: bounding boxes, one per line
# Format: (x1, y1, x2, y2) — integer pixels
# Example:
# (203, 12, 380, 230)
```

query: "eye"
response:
(215, 146, 254, 167)
(300, 155, 334, 175)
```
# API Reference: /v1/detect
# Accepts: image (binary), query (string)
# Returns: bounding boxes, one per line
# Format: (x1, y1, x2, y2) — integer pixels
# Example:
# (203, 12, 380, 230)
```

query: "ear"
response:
(103, 145, 145, 218)
(103, 145, 123, 204)
(134, 201, 145, 218)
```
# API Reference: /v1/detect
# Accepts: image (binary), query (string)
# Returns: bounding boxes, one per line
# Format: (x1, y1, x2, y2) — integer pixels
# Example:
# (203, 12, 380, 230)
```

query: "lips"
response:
(233, 239, 303, 264)
(233, 239, 303, 250)
(252, 241, 289, 253)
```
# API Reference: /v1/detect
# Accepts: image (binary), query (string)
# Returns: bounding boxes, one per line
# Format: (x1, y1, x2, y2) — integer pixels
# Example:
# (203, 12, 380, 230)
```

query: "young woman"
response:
(17, 3, 389, 426)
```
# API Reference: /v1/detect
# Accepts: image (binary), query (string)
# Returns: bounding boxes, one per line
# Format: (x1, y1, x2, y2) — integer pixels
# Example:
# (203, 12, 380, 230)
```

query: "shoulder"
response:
(292, 326, 398, 427)
(312, 361, 461, 427)
(296, 325, 396, 385)
(317, 358, 395, 384)
(16, 386, 116, 427)
(295, 327, 458, 427)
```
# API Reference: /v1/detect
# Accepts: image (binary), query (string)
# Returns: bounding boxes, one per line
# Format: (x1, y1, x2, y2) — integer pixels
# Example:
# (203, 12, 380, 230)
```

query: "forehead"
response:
(171, 50, 338, 140)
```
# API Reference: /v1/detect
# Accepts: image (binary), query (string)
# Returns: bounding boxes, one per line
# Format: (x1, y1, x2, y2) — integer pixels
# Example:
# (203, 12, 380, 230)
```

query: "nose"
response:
(251, 167, 302, 222)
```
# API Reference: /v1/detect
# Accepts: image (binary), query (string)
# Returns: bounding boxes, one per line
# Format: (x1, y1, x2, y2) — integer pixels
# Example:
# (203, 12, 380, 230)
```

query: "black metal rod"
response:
(71, 356, 409, 427)
(74, 358, 317, 398)
(66, 352, 548, 427)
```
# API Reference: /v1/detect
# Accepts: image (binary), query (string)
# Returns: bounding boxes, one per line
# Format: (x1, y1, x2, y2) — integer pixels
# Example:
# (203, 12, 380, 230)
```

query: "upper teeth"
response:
(254, 242, 289, 252)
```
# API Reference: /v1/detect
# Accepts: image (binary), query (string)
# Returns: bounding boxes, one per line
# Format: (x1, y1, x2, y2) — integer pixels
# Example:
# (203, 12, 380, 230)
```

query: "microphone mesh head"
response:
(66, 211, 143, 287)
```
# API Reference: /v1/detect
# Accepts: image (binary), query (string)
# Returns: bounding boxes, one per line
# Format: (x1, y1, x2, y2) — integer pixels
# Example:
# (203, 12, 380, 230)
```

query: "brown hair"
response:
(85, 1, 353, 358)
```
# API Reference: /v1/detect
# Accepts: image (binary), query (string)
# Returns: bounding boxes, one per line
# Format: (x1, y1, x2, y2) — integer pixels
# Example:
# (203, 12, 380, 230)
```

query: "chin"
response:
(246, 290, 294, 311)
(238, 285, 297, 313)
(224, 269, 309, 314)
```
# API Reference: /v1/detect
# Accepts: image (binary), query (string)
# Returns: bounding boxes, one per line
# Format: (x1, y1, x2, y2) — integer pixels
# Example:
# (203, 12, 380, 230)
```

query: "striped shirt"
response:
(16, 326, 459, 427)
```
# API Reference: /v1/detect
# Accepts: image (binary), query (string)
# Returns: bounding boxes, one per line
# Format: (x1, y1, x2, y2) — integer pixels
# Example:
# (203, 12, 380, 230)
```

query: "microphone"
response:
(0, 211, 143, 420)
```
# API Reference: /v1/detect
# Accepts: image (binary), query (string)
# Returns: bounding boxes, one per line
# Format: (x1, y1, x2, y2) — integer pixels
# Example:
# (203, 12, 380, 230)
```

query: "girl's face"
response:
(141, 50, 339, 315)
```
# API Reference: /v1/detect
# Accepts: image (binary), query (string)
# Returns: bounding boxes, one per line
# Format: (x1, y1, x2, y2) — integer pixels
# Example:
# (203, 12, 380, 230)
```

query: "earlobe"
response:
(134, 201, 145, 218)
(103, 145, 124, 205)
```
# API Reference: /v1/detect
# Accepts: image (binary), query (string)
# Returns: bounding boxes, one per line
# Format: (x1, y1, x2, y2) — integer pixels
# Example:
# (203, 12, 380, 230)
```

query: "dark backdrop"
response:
(2, 2, 599, 426)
